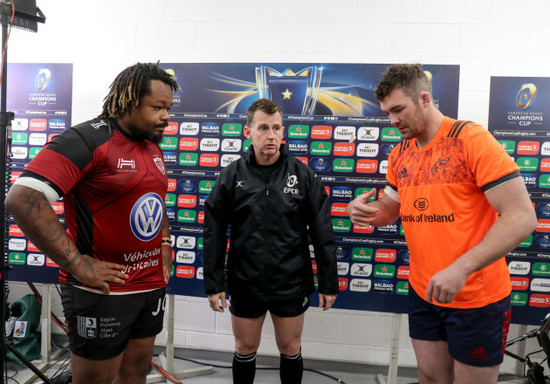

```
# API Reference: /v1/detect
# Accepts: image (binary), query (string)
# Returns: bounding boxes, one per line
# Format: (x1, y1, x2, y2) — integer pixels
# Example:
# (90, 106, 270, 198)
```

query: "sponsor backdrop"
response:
(28, 64, 550, 320)
(6, 63, 73, 284)
(489, 77, 550, 324)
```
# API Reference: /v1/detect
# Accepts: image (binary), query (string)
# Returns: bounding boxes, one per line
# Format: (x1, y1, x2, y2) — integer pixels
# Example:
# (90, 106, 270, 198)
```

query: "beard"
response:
(147, 132, 163, 144)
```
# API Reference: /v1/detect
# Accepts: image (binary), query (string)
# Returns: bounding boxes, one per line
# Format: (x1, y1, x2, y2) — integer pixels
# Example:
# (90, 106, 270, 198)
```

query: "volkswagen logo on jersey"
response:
(130, 193, 164, 241)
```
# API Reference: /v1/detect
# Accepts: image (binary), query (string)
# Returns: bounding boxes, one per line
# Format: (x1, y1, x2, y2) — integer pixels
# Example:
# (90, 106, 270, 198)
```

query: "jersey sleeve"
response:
(23, 124, 103, 195)
(463, 124, 520, 191)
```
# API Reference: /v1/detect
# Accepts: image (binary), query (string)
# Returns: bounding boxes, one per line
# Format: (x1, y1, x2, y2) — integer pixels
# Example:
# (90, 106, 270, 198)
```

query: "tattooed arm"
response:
(5, 184, 128, 294)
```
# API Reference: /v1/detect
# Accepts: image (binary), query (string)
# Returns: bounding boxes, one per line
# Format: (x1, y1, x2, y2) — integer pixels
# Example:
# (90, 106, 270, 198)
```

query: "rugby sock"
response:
(280, 349, 303, 384)
(232, 351, 256, 384)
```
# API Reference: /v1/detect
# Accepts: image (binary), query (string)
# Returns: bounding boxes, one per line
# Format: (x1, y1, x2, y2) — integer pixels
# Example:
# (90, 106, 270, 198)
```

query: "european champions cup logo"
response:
(516, 83, 537, 110)
(255, 65, 323, 116)
(35, 68, 51, 91)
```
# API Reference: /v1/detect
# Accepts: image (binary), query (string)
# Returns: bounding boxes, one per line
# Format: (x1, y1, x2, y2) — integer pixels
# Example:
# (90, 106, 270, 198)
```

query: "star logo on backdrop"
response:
(282, 88, 293, 100)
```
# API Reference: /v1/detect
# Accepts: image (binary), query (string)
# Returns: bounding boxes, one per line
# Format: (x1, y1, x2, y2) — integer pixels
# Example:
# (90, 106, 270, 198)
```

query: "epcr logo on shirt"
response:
(130, 193, 164, 241)
(284, 174, 299, 195)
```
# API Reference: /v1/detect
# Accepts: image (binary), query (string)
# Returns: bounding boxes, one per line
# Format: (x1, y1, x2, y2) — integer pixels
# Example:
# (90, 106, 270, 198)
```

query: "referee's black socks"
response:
(233, 351, 256, 384)
(280, 349, 303, 384)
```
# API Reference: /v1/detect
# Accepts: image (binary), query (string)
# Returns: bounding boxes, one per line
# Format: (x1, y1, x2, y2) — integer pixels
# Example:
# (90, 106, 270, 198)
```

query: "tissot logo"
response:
(200, 138, 220, 152)
(176, 251, 196, 264)
(221, 154, 241, 167)
(337, 262, 350, 275)
(414, 198, 429, 211)
(334, 126, 356, 141)
(349, 278, 371, 292)
(356, 143, 379, 157)
(508, 261, 531, 275)
(542, 142, 550, 156)
(180, 122, 199, 135)
(380, 160, 388, 174)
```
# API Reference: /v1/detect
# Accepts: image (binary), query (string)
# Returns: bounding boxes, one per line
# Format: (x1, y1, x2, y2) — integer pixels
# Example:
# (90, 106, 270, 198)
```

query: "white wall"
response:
(6, 0, 550, 373)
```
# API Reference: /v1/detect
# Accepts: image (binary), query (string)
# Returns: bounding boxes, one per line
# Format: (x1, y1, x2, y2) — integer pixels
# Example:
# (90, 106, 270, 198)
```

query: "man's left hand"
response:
(318, 294, 337, 311)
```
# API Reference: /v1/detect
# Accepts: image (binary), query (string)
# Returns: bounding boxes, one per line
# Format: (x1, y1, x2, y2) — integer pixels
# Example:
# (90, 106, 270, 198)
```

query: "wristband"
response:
(162, 237, 171, 241)
(162, 242, 172, 247)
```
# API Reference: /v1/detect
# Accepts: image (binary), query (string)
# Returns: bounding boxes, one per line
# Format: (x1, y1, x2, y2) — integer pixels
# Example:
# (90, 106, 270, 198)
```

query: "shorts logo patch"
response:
(130, 193, 164, 241)
(467, 346, 489, 360)
(77, 316, 97, 339)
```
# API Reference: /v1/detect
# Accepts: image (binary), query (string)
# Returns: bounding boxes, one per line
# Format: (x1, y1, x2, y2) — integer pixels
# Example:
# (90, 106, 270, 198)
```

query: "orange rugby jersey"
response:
(386, 117, 520, 308)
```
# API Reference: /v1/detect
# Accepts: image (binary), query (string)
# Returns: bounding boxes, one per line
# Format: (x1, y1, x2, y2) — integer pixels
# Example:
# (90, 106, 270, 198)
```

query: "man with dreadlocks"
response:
(5, 62, 179, 384)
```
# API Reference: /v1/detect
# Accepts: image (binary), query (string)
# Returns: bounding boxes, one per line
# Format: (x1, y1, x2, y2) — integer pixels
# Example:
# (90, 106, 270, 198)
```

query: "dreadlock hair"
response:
(374, 63, 432, 105)
(247, 98, 283, 126)
(101, 62, 179, 119)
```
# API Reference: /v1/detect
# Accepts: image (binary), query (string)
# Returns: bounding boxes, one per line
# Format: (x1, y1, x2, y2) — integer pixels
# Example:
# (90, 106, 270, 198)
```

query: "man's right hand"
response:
(208, 292, 228, 312)
(69, 254, 128, 295)
(346, 188, 379, 226)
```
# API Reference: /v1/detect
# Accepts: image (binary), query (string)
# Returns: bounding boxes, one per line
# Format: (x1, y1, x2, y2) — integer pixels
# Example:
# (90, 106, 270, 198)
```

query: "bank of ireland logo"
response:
(516, 83, 537, 109)
(414, 198, 429, 211)
(130, 193, 164, 241)
(35, 68, 51, 91)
